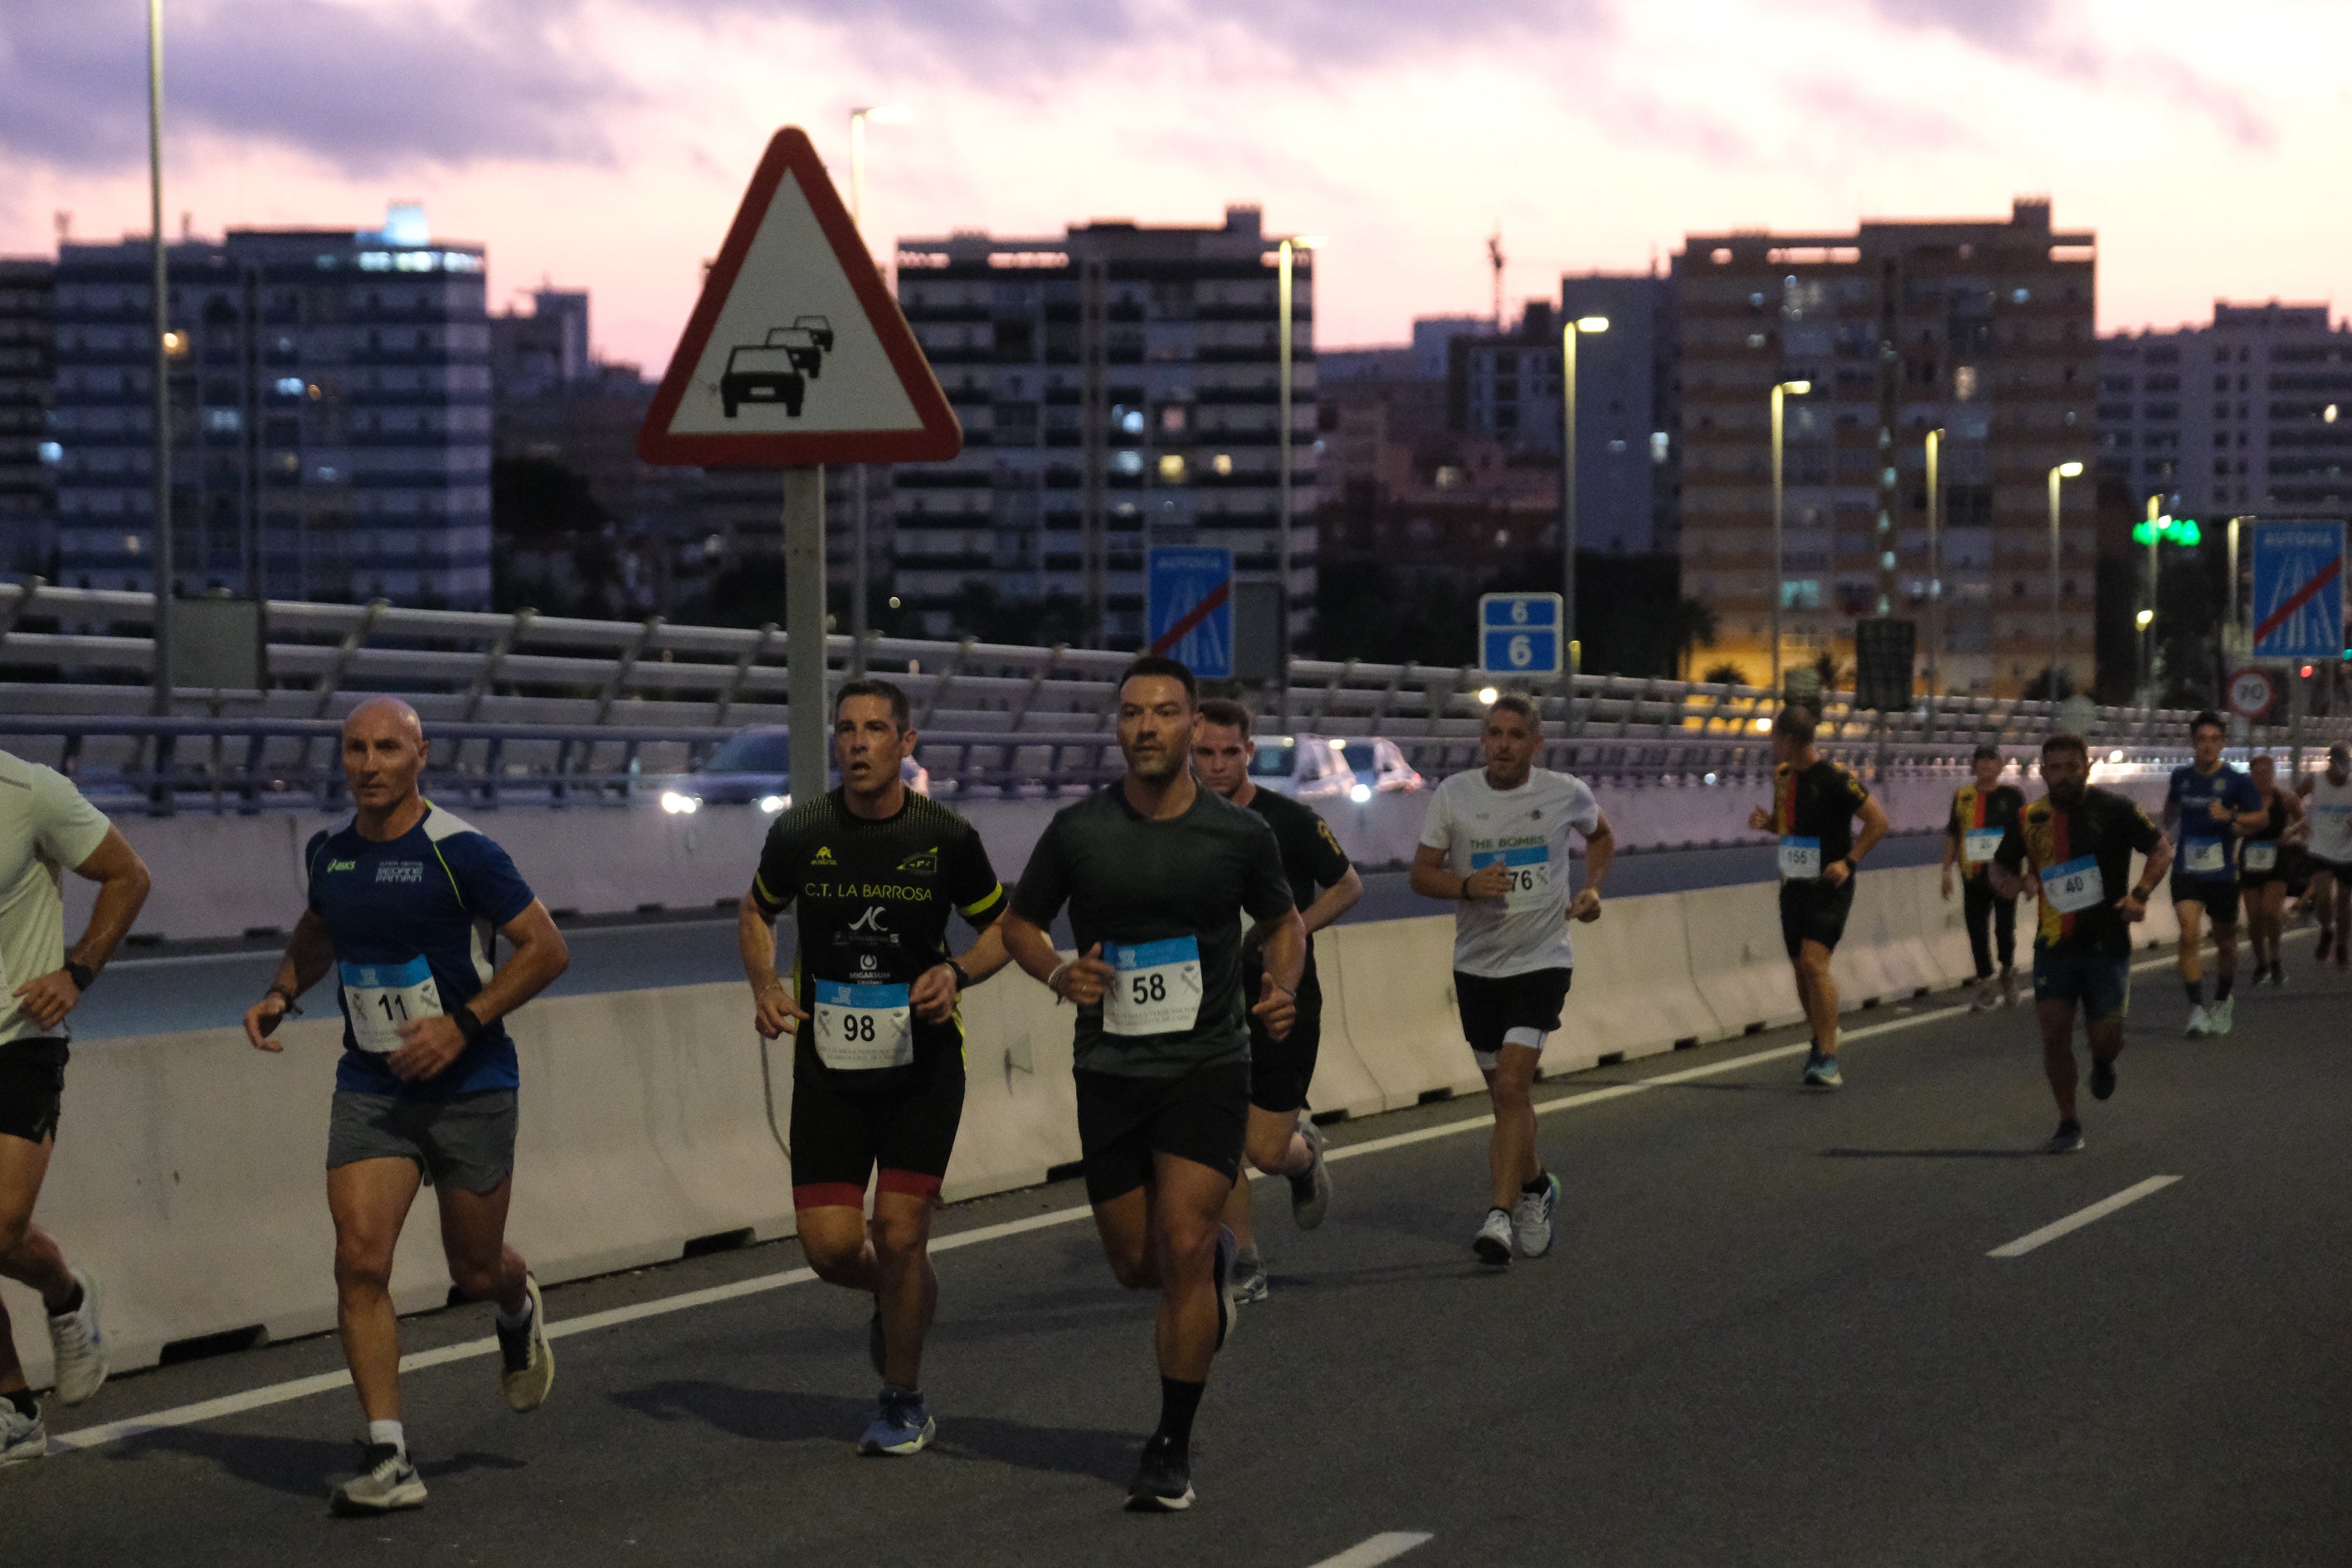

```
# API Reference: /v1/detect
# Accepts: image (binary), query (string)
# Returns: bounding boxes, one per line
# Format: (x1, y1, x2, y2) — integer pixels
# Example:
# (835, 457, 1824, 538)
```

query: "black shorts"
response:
(2170, 874, 2241, 927)
(1780, 877, 1857, 960)
(0, 1039, 67, 1146)
(790, 1052, 966, 1211)
(1243, 954, 1322, 1115)
(2240, 845, 2286, 891)
(1074, 1060, 1249, 1205)
(1453, 967, 1572, 1069)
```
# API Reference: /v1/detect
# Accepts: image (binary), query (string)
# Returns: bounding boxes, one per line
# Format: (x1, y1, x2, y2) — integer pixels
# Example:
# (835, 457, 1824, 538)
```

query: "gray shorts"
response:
(327, 1089, 519, 1193)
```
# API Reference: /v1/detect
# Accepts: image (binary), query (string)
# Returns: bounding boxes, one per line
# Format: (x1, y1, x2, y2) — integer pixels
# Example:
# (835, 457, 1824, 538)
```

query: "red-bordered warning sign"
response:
(636, 128, 962, 467)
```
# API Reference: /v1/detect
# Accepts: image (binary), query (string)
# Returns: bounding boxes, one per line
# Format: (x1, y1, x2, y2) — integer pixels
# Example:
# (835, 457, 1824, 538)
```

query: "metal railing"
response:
(3, 580, 2340, 815)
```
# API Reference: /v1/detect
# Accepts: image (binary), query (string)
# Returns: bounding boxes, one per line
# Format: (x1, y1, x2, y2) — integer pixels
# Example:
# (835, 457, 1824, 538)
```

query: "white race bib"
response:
(2043, 855, 2105, 915)
(811, 981, 915, 1071)
(1103, 937, 1204, 1035)
(1472, 845, 1552, 913)
(2183, 838, 2228, 876)
(2244, 841, 2278, 872)
(1779, 835, 1822, 881)
(1963, 827, 2004, 866)
(341, 957, 444, 1054)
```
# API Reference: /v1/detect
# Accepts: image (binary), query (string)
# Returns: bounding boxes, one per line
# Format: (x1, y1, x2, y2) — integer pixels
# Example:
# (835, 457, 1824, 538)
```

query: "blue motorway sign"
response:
(1147, 546, 1234, 679)
(2251, 520, 2345, 660)
(1478, 592, 1564, 677)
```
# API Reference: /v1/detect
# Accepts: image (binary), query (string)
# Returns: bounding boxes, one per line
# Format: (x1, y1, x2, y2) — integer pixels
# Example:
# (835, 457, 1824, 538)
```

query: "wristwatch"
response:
(62, 961, 95, 992)
(452, 1004, 489, 1045)
(946, 960, 971, 991)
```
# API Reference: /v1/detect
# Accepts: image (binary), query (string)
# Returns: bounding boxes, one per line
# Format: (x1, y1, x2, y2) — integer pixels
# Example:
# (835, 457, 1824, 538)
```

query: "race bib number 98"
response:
(1103, 937, 1204, 1036)
(341, 957, 443, 1054)
(811, 981, 915, 1071)
(1471, 845, 1552, 913)
(2043, 855, 2105, 915)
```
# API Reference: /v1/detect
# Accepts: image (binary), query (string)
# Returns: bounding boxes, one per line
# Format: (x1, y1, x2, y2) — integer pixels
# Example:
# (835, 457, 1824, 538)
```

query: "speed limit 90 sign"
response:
(1478, 593, 1564, 677)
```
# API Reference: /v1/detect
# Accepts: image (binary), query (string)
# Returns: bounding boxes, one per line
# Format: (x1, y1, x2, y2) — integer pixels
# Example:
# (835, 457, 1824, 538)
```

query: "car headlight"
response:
(757, 794, 787, 814)
(1349, 782, 1372, 804)
(660, 790, 699, 815)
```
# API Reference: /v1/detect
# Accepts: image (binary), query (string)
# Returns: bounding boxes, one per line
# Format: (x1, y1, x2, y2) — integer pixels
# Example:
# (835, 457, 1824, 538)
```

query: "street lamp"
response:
(845, 104, 913, 676)
(1559, 314, 1608, 660)
(2135, 606, 2155, 702)
(1769, 379, 1812, 696)
(147, 0, 172, 716)
(2047, 460, 2084, 702)
(1924, 426, 1945, 704)
(1276, 234, 1323, 729)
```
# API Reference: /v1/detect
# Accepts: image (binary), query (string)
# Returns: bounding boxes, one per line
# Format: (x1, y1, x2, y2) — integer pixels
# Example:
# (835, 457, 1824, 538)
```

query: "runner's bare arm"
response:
(1296, 867, 1363, 938)
(10, 825, 151, 1032)
(1000, 911, 1110, 1005)
(737, 888, 807, 1037)
(1249, 907, 1307, 1040)
(1569, 811, 1614, 922)
(1410, 842, 1504, 901)
(243, 909, 338, 1050)
(911, 919, 1013, 1024)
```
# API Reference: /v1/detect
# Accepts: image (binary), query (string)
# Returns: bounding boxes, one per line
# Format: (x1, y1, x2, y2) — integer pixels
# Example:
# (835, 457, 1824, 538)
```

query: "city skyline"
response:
(3, 0, 2348, 375)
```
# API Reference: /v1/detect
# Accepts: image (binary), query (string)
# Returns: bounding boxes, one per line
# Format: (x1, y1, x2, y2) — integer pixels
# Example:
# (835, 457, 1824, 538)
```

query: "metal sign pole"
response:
(785, 465, 830, 801)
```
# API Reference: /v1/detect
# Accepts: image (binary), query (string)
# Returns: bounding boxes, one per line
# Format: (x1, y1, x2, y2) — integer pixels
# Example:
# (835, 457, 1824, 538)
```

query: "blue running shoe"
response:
(1802, 1049, 1843, 1090)
(2043, 1121, 2085, 1155)
(1511, 1171, 1561, 1259)
(859, 1389, 935, 1457)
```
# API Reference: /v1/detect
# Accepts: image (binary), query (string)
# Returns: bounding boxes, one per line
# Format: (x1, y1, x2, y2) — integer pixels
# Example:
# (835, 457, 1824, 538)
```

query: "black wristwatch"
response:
(452, 1004, 489, 1046)
(63, 961, 95, 992)
(946, 960, 971, 991)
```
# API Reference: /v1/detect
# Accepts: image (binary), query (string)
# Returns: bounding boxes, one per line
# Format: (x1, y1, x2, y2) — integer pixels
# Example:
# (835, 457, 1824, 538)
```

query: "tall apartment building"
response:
(0, 259, 56, 577)
(52, 206, 494, 607)
(2099, 301, 2352, 522)
(891, 207, 1314, 646)
(1676, 199, 2097, 696)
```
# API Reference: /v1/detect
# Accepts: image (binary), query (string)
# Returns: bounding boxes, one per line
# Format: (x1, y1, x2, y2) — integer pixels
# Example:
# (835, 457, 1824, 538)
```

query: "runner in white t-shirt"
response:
(2297, 743, 2352, 970)
(1410, 694, 1614, 1267)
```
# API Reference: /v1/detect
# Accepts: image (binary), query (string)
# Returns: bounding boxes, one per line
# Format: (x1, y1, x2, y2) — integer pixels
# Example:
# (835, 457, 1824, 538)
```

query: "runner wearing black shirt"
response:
(1992, 733, 2170, 1153)
(1940, 744, 2027, 1010)
(1191, 699, 1361, 1302)
(738, 679, 1010, 1458)
(1746, 706, 1890, 1088)
(1001, 657, 1305, 1512)
(2239, 753, 2301, 986)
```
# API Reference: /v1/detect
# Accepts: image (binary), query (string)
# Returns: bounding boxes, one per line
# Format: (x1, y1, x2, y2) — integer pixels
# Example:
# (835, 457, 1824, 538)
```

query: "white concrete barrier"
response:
(1678, 880, 1807, 1038)
(1317, 917, 1479, 1105)
(1546, 892, 1717, 1075)
(1293, 937, 1399, 1122)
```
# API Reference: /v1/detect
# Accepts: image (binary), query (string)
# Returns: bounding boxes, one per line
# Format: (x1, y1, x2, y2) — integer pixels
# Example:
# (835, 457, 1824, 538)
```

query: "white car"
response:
(1250, 733, 1418, 803)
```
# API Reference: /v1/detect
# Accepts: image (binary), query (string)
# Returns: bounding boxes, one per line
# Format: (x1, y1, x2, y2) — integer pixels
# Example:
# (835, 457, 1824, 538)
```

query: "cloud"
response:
(0, 0, 633, 177)
(1795, 75, 1978, 152)
(1863, 0, 2062, 51)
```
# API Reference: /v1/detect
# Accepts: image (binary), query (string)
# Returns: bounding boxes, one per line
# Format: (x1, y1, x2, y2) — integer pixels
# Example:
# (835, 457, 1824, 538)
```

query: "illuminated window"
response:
(1114, 450, 1143, 475)
(205, 408, 241, 432)
(1159, 406, 1187, 433)
(124, 534, 142, 555)
(1211, 453, 1234, 476)
(1157, 454, 1186, 481)
(1650, 431, 1670, 464)
(1954, 365, 1979, 401)
(274, 377, 304, 397)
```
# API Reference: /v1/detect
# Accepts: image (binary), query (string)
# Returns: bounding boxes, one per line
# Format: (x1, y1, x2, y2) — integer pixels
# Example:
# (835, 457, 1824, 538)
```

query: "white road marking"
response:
(1305, 1532, 1434, 1568)
(1987, 1175, 2183, 1258)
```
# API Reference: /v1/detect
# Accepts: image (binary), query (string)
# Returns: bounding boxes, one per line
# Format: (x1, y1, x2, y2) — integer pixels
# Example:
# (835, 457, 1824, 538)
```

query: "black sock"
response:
(1155, 1377, 1205, 1449)
(2216, 974, 2235, 1002)
(1521, 1171, 1551, 1195)
(2184, 980, 2203, 1006)
(3, 1389, 37, 1419)
(51, 1282, 82, 1317)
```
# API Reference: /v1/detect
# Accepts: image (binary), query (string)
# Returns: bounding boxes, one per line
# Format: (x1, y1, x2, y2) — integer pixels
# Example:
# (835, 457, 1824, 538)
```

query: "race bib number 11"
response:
(1103, 937, 1204, 1035)
(341, 957, 443, 1054)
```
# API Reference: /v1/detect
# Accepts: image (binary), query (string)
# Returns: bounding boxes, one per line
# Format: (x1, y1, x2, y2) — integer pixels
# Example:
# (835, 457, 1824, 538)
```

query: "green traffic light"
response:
(2174, 519, 2202, 545)
(2131, 522, 2157, 545)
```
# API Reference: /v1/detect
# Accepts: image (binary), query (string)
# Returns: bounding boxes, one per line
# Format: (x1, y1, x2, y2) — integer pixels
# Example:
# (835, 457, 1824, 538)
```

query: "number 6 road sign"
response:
(1478, 593, 1564, 678)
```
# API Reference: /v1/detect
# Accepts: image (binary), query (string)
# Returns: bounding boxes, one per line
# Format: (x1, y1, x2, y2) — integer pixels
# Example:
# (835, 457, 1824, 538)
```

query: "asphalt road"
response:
(71, 834, 1949, 1040)
(11, 928, 2347, 1566)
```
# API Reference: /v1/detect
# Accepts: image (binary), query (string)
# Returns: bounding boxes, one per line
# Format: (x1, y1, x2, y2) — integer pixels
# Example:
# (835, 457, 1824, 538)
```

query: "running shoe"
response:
(1289, 1117, 1332, 1230)
(496, 1274, 554, 1413)
(2000, 967, 2021, 1008)
(0, 1402, 45, 1466)
(1230, 1251, 1269, 1305)
(859, 1388, 936, 1457)
(1212, 1225, 1238, 1351)
(2044, 1122, 2085, 1155)
(1512, 1171, 1561, 1259)
(2267, 962, 2286, 988)
(46, 1267, 106, 1406)
(2183, 1005, 2210, 1038)
(2089, 1057, 2117, 1102)
(1970, 978, 1998, 1012)
(2208, 996, 2235, 1036)
(867, 1304, 886, 1378)
(1125, 1435, 1195, 1512)
(1802, 1049, 1843, 1090)
(1473, 1206, 1514, 1266)
(330, 1442, 427, 1516)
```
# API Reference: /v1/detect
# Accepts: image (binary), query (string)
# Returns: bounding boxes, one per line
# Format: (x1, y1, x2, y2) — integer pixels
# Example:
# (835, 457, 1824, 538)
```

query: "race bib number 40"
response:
(1963, 828, 2004, 866)
(1103, 937, 1204, 1035)
(811, 981, 915, 1072)
(1471, 844, 1552, 913)
(341, 957, 443, 1054)
(2043, 855, 2106, 915)
(1779, 835, 1822, 881)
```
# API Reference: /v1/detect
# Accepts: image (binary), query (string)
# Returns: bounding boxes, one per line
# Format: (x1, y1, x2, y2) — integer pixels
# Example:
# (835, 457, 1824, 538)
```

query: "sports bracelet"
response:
(266, 983, 303, 1016)
(1046, 959, 1074, 1003)
(453, 1004, 489, 1046)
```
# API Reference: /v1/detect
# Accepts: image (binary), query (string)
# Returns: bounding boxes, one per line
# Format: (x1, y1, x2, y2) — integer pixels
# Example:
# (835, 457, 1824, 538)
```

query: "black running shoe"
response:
(1125, 1435, 1195, 1512)
(2089, 1057, 2117, 1102)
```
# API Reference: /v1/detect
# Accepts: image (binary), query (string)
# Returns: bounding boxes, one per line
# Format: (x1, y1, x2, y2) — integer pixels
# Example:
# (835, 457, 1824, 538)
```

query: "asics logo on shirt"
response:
(327, 859, 358, 873)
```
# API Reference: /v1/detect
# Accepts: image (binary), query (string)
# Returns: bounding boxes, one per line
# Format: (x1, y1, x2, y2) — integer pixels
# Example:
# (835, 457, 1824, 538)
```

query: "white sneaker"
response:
(46, 1268, 106, 1406)
(497, 1274, 554, 1413)
(2184, 1005, 2210, 1038)
(1970, 978, 1998, 1012)
(2208, 996, 2234, 1036)
(0, 1400, 46, 1465)
(330, 1442, 427, 1516)
(1473, 1207, 1514, 1266)
(1511, 1172, 1562, 1259)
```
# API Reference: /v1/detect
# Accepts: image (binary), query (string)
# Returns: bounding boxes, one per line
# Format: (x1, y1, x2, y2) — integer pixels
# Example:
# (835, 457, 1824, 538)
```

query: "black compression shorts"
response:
(2169, 874, 2241, 928)
(790, 1052, 966, 1211)
(1452, 967, 1572, 1068)
(0, 1039, 67, 1146)
(1074, 1061, 1249, 1205)
(1244, 954, 1322, 1115)
(1780, 877, 1857, 960)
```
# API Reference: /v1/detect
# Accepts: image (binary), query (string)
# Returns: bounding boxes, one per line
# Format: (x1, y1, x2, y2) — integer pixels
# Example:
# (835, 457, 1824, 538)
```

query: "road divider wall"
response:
(10, 857, 2179, 1388)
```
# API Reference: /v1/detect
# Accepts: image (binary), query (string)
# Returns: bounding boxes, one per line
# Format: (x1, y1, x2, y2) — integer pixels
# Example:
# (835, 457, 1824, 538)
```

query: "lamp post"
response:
(1924, 426, 1945, 705)
(845, 105, 911, 676)
(147, 0, 172, 716)
(2228, 513, 2250, 652)
(1275, 235, 1322, 730)
(1559, 314, 1608, 660)
(1769, 378, 1812, 696)
(2047, 460, 2084, 702)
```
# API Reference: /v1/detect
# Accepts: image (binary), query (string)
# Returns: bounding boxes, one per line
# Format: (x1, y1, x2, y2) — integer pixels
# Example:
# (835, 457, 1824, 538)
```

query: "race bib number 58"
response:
(1103, 937, 1204, 1035)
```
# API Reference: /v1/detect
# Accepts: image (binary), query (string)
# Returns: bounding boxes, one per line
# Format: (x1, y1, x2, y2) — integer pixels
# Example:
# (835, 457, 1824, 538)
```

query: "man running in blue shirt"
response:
(2160, 711, 2267, 1036)
(243, 698, 570, 1515)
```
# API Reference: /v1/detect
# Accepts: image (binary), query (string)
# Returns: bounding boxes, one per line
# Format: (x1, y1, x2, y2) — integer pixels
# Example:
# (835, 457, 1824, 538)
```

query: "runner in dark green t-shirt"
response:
(1001, 657, 1304, 1513)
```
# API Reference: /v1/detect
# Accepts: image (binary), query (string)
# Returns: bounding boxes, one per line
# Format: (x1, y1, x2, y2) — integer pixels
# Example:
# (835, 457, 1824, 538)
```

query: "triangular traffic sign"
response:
(636, 127, 962, 467)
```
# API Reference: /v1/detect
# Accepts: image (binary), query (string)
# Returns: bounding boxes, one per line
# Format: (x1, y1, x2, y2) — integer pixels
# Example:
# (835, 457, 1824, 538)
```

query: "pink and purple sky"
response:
(3, 0, 2345, 368)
